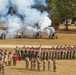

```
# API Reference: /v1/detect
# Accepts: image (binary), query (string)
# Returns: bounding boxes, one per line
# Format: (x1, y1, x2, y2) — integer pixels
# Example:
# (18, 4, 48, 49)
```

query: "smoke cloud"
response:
(0, 0, 55, 38)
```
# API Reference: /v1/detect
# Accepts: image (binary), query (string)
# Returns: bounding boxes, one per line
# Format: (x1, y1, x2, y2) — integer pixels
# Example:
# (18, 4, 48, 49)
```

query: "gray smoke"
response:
(0, 0, 55, 38)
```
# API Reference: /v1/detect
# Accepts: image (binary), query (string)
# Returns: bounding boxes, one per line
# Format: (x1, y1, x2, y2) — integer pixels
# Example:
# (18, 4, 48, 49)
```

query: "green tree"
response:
(46, 0, 76, 30)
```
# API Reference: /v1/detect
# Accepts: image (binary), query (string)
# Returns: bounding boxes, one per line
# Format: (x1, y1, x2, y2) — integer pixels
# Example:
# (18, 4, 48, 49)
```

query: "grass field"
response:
(0, 33, 76, 45)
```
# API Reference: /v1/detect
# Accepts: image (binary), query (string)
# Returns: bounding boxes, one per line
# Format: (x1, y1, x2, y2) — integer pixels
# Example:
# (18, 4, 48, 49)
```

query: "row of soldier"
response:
(15, 45, 57, 72)
(15, 45, 76, 60)
(25, 55, 57, 72)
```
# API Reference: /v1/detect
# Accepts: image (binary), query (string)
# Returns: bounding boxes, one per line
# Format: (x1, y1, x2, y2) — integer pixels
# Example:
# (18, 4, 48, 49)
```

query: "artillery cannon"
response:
(33, 31, 42, 39)
(0, 33, 6, 40)
(49, 32, 58, 39)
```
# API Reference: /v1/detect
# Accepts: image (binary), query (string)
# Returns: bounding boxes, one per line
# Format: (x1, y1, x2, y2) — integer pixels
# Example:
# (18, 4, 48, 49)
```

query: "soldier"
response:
(46, 49, 49, 60)
(0, 57, 5, 75)
(49, 48, 52, 59)
(21, 48, 24, 60)
(18, 47, 22, 60)
(37, 56, 41, 71)
(43, 51, 46, 60)
(31, 56, 34, 70)
(25, 55, 29, 69)
(41, 48, 43, 60)
(51, 45, 55, 59)
(15, 46, 19, 55)
(4, 30, 6, 40)
(13, 54, 19, 66)
(8, 51, 13, 66)
(48, 57, 51, 71)
(72, 45, 76, 59)
(33, 57, 36, 70)
(53, 58, 57, 72)
(2, 31, 6, 40)
(43, 58, 46, 71)
(4, 52, 8, 66)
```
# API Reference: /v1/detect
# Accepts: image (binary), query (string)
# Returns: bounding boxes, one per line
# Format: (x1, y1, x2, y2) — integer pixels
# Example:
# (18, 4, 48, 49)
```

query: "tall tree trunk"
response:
(65, 18, 68, 30)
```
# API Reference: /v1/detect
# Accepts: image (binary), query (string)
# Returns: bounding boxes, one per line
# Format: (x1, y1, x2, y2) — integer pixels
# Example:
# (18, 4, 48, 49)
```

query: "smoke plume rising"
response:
(0, 0, 55, 38)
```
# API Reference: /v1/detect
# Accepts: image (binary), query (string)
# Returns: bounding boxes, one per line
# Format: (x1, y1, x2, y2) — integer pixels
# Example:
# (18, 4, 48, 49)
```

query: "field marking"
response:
(0, 44, 52, 48)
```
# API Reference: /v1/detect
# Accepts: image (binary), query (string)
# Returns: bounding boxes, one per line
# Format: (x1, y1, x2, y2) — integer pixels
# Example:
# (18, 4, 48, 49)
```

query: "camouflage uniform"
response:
(43, 51, 46, 60)
(43, 59, 46, 71)
(53, 59, 57, 72)
(72, 47, 76, 59)
(25, 56, 29, 69)
(33, 57, 36, 70)
(0, 58, 5, 75)
(15, 46, 19, 55)
(8, 53, 12, 66)
(37, 57, 41, 71)
(48, 58, 51, 71)
(31, 57, 34, 70)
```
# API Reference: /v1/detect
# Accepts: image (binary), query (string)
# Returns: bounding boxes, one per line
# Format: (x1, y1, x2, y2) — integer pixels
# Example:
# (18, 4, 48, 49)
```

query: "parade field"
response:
(0, 25, 76, 75)
(0, 0, 76, 75)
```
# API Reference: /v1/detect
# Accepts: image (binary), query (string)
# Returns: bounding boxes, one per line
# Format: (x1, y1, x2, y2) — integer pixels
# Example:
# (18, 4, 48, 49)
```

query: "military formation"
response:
(15, 45, 76, 71)
(15, 46, 57, 71)
(0, 45, 76, 74)
(15, 45, 76, 61)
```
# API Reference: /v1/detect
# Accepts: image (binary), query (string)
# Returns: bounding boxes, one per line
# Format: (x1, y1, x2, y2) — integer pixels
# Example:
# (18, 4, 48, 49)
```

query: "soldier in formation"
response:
(37, 56, 41, 71)
(53, 58, 57, 72)
(43, 58, 46, 71)
(0, 57, 5, 75)
(48, 57, 51, 71)
(25, 55, 29, 69)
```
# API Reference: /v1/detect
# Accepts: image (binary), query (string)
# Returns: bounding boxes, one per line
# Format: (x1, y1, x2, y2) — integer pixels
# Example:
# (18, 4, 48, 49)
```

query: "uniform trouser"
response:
(13, 61, 16, 66)
(48, 64, 51, 70)
(43, 64, 46, 71)
(31, 63, 34, 70)
(73, 54, 75, 59)
(53, 65, 56, 72)
(0, 65, 1, 72)
(26, 61, 29, 69)
(0, 65, 5, 74)
(8, 60, 12, 66)
(34, 63, 36, 69)
(68, 54, 70, 59)
(48, 67, 51, 70)
(5, 61, 7, 66)
(64, 53, 66, 59)
(38, 65, 41, 71)
(43, 66, 45, 71)
(70, 53, 73, 59)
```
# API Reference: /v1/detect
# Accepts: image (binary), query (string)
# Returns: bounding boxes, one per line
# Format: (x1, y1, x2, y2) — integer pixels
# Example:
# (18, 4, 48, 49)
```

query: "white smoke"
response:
(0, 0, 55, 38)
(23, 26, 38, 38)
(0, 0, 9, 15)
(38, 17, 52, 30)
